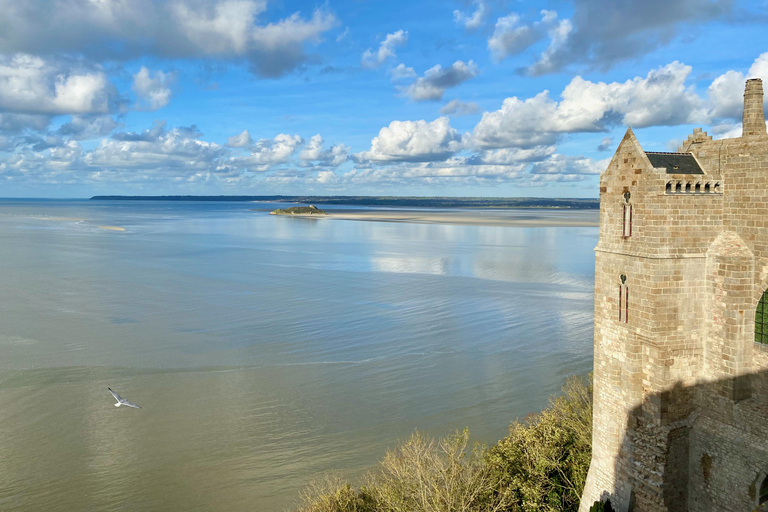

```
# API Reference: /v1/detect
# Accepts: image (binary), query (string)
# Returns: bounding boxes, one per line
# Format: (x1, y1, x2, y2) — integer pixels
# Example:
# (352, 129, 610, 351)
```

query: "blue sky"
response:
(0, 0, 766, 198)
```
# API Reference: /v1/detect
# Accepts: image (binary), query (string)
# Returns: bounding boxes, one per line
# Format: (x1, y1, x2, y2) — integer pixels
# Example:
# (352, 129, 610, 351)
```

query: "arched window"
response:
(705, 183, 711, 193)
(619, 275, 629, 323)
(759, 474, 768, 505)
(757, 290, 768, 344)
(622, 191, 632, 238)
(695, 183, 701, 193)
(685, 182, 691, 193)
(666, 182, 672, 193)
(676, 182, 682, 193)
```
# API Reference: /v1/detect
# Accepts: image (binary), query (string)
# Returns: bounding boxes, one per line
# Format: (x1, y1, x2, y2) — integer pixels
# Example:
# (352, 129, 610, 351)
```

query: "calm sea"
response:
(0, 199, 597, 511)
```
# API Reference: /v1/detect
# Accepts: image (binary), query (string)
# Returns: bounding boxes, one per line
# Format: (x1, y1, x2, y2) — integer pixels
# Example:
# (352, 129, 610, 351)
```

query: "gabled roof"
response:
(644, 152, 703, 174)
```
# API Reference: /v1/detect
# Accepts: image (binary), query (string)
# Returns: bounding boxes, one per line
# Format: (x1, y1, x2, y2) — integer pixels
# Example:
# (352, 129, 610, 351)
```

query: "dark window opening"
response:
(705, 183, 710, 193)
(757, 290, 768, 345)
(618, 277, 629, 324)
(622, 204, 632, 237)
(695, 183, 701, 193)
(760, 474, 768, 505)
(685, 182, 691, 193)
(676, 182, 682, 193)
(666, 182, 672, 193)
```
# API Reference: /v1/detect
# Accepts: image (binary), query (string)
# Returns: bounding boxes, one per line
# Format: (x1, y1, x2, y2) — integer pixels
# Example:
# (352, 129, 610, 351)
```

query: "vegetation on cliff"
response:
(296, 375, 593, 512)
(271, 205, 327, 215)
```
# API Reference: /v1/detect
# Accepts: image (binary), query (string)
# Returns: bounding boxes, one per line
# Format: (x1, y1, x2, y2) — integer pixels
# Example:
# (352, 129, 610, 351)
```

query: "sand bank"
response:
(268, 208, 598, 227)
(98, 225, 126, 231)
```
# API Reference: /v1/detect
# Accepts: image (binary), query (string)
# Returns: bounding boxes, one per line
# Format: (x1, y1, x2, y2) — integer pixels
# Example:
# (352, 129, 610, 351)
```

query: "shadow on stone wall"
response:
(590, 367, 768, 512)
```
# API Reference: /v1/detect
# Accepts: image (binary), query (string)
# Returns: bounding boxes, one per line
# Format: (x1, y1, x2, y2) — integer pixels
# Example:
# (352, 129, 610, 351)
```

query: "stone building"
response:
(579, 79, 768, 512)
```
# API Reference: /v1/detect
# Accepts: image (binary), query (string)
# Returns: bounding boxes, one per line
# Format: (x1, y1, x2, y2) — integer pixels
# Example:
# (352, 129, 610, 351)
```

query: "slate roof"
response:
(645, 152, 704, 174)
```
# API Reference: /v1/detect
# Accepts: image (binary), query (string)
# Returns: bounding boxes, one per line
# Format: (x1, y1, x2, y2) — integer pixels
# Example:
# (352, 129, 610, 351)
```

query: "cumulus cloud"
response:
(597, 137, 613, 152)
(87, 121, 226, 174)
(353, 117, 464, 163)
(0, 0, 337, 78)
(454, 0, 489, 30)
(472, 61, 705, 149)
(0, 113, 51, 133)
(57, 115, 119, 140)
(391, 63, 416, 80)
(299, 134, 349, 167)
(226, 129, 253, 148)
(132, 67, 175, 110)
(0, 54, 115, 115)
(488, 10, 558, 62)
(517, 0, 732, 75)
(707, 52, 768, 119)
(404, 61, 479, 102)
(230, 133, 303, 171)
(439, 99, 480, 116)
(529, 154, 608, 176)
(466, 146, 557, 165)
(362, 30, 408, 69)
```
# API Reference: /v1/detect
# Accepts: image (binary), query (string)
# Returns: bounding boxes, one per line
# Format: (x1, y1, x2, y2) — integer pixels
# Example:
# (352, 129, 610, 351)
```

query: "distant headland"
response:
(270, 205, 327, 215)
(90, 195, 599, 209)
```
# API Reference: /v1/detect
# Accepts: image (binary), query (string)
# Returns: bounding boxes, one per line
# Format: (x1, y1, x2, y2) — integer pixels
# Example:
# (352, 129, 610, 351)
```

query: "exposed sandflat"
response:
(273, 208, 599, 227)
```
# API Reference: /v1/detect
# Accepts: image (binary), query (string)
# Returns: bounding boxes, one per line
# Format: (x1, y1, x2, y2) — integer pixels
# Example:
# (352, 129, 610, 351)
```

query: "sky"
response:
(0, 0, 767, 198)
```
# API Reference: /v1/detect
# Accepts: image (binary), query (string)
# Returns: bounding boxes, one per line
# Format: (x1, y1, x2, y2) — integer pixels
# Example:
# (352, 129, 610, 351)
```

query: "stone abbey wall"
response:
(580, 79, 768, 512)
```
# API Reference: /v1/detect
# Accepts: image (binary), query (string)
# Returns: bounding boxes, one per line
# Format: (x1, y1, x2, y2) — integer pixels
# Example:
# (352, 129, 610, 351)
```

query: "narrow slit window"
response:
(624, 287, 629, 323)
(618, 276, 628, 324)
(757, 289, 768, 344)
(619, 286, 623, 321)
(622, 204, 632, 237)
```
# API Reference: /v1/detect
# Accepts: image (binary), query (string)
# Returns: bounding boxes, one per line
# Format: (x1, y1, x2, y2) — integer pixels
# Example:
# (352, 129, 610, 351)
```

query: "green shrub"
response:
(485, 375, 593, 512)
(296, 375, 593, 512)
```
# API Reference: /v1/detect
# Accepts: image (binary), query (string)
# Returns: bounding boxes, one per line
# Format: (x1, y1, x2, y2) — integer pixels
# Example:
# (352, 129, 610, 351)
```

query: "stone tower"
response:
(580, 79, 768, 512)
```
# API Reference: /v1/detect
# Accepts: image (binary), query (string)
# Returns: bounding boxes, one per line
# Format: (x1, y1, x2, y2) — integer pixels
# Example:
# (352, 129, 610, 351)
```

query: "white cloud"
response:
(391, 63, 416, 80)
(132, 67, 175, 110)
(230, 133, 303, 171)
(488, 10, 557, 62)
(516, 0, 732, 75)
(86, 122, 226, 174)
(354, 117, 464, 163)
(472, 61, 704, 149)
(57, 115, 119, 140)
(404, 61, 479, 102)
(362, 30, 408, 69)
(299, 134, 348, 166)
(454, 0, 489, 30)
(0, 54, 114, 115)
(707, 52, 768, 120)
(226, 129, 253, 148)
(530, 154, 608, 176)
(467, 146, 557, 165)
(525, 16, 573, 76)
(0, 0, 337, 78)
(439, 99, 480, 116)
(597, 137, 613, 152)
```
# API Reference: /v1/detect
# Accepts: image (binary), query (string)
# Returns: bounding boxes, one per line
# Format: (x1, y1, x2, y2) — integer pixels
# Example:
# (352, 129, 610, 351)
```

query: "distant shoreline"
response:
(258, 207, 599, 228)
(90, 195, 599, 209)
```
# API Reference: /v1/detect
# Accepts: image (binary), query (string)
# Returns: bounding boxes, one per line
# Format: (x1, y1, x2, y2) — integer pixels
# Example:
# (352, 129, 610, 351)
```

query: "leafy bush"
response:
(485, 375, 593, 512)
(296, 375, 592, 512)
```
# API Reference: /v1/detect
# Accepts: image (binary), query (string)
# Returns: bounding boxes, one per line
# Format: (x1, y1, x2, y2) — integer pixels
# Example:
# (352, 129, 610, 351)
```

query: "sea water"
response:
(0, 199, 597, 511)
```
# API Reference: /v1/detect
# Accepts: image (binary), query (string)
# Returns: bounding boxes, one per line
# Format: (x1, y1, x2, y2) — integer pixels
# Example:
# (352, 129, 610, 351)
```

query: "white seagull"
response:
(108, 387, 142, 409)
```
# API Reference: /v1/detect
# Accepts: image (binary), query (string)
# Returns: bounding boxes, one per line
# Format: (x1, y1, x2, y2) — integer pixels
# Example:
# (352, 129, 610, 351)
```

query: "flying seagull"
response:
(108, 387, 142, 409)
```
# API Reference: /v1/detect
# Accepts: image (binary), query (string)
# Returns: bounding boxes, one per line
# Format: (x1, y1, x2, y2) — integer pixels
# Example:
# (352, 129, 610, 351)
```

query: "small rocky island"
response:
(270, 205, 327, 216)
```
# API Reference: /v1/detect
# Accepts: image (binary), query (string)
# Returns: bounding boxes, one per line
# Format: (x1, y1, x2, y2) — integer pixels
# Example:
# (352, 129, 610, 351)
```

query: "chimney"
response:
(743, 78, 767, 137)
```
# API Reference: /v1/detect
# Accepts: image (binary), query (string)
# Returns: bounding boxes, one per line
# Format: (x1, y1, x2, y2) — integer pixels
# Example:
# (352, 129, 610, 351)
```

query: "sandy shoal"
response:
(274, 208, 598, 227)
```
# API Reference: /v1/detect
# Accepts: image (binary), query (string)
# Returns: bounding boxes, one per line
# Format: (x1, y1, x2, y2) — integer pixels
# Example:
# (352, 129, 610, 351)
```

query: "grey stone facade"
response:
(579, 79, 768, 512)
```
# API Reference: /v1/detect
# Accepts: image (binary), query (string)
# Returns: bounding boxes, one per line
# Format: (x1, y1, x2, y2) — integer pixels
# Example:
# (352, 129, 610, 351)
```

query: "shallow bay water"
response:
(0, 200, 597, 511)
